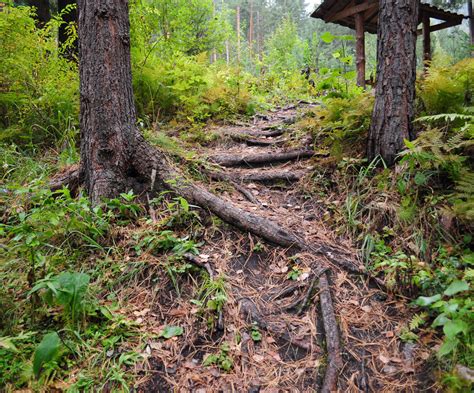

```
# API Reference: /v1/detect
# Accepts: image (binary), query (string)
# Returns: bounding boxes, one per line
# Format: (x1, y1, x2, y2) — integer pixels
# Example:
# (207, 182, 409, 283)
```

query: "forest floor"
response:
(118, 104, 438, 392)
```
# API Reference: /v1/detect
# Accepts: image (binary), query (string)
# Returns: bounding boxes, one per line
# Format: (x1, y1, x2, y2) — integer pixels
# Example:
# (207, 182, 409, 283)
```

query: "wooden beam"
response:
(327, 1, 378, 23)
(417, 18, 463, 35)
(423, 15, 431, 67)
(355, 12, 366, 88)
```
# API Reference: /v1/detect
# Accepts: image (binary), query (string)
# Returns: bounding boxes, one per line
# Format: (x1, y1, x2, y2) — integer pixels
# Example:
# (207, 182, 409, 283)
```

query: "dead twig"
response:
(183, 253, 214, 279)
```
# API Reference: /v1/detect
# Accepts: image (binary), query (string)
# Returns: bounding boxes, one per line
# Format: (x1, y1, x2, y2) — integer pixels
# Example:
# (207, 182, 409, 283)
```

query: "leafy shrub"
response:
(0, 6, 79, 146)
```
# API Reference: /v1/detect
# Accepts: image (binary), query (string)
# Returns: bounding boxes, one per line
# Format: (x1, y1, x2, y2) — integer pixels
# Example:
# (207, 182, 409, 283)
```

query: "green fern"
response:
(452, 171, 474, 221)
(409, 312, 428, 331)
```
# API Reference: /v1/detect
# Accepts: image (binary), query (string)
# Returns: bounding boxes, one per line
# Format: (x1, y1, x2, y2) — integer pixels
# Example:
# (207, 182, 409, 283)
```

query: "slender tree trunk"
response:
(27, 0, 50, 27)
(469, 0, 474, 57)
(367, 0, 419, 166)
(249, 0, 254, 53)
(58, 0, 77, 59)
(236, 6, 241, 63)
(78, 0, 136, 203)
(355, 11, 365, 88)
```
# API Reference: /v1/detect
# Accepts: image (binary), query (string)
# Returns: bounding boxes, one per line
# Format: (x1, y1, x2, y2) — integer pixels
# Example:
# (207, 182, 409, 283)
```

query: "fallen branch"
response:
(319, 273, 343, 393)
(210, 149, 316, 168)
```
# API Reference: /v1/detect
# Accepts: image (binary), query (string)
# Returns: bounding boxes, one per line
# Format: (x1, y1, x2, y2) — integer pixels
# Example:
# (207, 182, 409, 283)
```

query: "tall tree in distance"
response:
(367, 0, 420, 166)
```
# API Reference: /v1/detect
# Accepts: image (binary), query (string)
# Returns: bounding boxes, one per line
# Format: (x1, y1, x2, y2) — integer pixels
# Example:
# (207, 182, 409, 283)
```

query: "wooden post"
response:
(422, 14, 431, 66)
(355, 12, 366, 88)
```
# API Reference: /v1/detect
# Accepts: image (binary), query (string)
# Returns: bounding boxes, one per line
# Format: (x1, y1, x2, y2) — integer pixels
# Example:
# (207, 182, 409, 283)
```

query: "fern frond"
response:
(409, 312, 428, 331)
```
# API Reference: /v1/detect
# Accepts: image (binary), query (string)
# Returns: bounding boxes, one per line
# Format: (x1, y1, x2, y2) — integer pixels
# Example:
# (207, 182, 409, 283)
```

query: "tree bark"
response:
(367, 0, 419, 166)
(355, 11, 366, 88)
(78, 0, 137, 203)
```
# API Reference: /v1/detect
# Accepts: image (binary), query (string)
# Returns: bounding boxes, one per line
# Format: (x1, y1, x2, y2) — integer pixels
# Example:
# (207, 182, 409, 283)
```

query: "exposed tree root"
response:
(206, 170, 260, 205)
(210, 149, 317, 168)
(49, 143, 359, 274)
(319, 273, 343, 393)
(235, 170, 307, 184)
(52, 137, 346, 390)
(227, 134, 286, 147)
(49, 165, 81, 194)
(239, 298, 312, 351)
(259, 127, 286, 136)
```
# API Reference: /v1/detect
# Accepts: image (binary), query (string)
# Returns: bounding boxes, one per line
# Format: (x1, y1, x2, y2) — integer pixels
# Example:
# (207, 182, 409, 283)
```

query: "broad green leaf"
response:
(33, 332, 61, 379)
(432, 313, 449, 327)
(443, 319, 468, 339)
(437, 338, 459, 358)
(320, 32, 335, 44)
(158, 326, 183, 339)
(415, 294, 441, 306)
(444, 280, 469, 296)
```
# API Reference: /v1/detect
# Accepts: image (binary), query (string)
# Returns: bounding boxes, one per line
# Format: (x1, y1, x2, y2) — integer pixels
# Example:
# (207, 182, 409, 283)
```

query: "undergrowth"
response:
(301, 58, 474, 390)
(0, 145, 225, 391)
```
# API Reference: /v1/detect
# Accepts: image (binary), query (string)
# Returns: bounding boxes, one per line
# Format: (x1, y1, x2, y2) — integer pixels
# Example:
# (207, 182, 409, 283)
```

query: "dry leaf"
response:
(252, 354, 265, 363)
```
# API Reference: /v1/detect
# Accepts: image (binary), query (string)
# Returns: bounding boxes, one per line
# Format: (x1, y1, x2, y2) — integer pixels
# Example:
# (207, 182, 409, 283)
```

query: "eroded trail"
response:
(133, 105, 430, 392)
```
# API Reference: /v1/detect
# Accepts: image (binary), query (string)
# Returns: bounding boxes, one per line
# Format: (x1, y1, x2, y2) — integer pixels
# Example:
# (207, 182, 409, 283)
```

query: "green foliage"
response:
(33, 332, 62, 379)
(30, 272, 92, 328)
(203, 343, 233, 372)
(250, 322, 262, 343)
(0, 6, 79, 146)
(418, 59, 474, 114)
(299, 92, 373, 159)
(265, 18, 307, 75)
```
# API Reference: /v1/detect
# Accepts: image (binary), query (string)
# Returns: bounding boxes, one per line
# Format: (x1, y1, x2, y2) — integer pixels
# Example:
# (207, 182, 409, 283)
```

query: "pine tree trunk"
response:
(367, 0, 419, 166)
(77, 0, 137, 203)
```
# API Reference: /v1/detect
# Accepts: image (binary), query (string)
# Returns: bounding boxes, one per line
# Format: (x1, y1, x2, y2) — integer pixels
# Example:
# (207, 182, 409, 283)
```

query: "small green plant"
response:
(33, 331, 62, 380)
(29, 271, 93, 328)
(192, 275, 227, 328)
(202, 343, 233, 372)
(287, 266, 302, 281)
(415, 278, 472, 362)
(250, 323, 262, 343)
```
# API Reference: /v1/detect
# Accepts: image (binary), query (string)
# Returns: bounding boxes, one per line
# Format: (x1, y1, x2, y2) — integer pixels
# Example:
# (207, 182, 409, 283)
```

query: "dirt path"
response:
(134, 105, 433, 392)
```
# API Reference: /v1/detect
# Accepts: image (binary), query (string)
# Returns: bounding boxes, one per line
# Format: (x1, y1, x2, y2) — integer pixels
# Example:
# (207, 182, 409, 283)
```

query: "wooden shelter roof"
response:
(311, 0, 464, 34)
